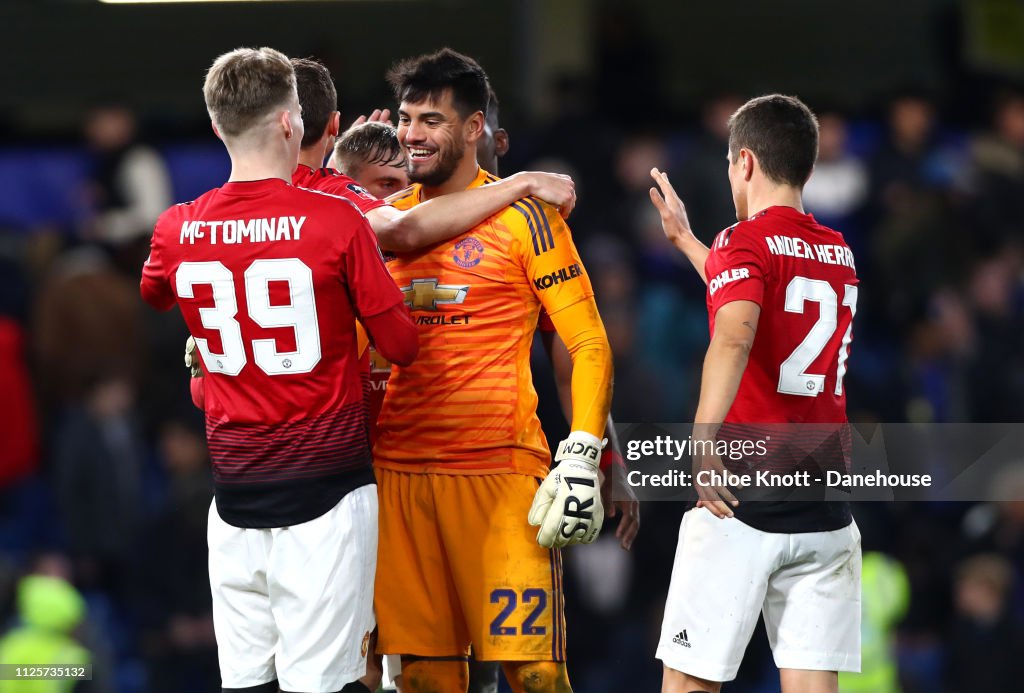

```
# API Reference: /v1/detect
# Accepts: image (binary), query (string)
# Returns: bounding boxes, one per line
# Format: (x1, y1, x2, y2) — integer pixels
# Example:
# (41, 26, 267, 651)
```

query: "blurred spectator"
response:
(868, 94, 965, 329)
(946, 553, 1024, 691)
(52, 375, 148, 594)
(626, 207, 706, 420)
(903, 289, 974, 423)
(133, 420, 217, 693)
(964, 253, 1024, 421)
(804, 112, 870, 245)
(81, 106, 171, 246)
(602, 304, 670, 422)
(962, 466, 1024, 620)
(0, 248, 38, 486)
(564, 534, 635, 693)
(0, 571, 90, 693)
(839, 552, 909, 693)
(32, 248, 143, 413)
(869, 93, 944, 204)
(673, 94, 743, 240)
(614, 134, 670, 245)
(594, 5, 664, 125)
(967, 88, 1024, 250)
(533, 75, 620, 232)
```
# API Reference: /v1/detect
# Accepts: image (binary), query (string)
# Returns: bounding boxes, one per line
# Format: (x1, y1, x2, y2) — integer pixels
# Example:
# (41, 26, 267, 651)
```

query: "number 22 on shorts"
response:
(489, 588, 548, 636)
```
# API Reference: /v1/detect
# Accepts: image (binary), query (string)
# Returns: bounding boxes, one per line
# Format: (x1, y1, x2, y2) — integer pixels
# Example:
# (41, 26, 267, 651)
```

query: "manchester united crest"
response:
(453, 237, 484, 268)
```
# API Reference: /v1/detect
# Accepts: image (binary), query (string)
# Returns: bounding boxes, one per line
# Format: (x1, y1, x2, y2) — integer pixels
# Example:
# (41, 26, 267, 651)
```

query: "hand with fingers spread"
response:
(350, 108, 394, 129)
(508, 171, 577, 219)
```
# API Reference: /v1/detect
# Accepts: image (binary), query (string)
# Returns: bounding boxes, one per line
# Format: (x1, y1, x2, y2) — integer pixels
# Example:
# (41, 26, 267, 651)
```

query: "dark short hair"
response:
(728, 94, 819, 187)
(334, 121, 404, 178)
(386, 48, 489, 119)
(484, 84, 500, 129)
(291, 57, 337, 149)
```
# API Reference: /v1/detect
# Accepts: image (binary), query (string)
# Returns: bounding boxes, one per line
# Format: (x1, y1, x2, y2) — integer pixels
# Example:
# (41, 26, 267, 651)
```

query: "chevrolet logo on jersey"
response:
(401, 279, 469, 311)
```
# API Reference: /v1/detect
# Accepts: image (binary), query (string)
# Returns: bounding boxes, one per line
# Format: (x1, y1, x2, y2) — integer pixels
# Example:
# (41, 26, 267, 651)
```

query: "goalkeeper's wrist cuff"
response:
(557, 430, 604, 471)
(599, 448, 624, 473)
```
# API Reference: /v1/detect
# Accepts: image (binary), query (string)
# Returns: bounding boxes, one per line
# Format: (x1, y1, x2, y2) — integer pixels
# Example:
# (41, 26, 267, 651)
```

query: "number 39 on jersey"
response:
(176, 258, 322, 377)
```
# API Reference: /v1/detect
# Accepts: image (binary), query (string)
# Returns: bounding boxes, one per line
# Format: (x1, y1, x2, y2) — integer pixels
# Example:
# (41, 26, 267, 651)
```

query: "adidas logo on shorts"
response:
(672, 630, 691, 648)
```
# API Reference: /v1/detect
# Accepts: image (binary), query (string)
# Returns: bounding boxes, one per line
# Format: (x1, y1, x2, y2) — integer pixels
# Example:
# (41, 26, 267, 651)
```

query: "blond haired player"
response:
(142, 47, 418, 693)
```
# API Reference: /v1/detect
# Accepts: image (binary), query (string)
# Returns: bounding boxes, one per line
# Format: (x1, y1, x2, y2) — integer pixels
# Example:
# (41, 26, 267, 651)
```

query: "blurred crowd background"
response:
(1, 0, 1023, 691)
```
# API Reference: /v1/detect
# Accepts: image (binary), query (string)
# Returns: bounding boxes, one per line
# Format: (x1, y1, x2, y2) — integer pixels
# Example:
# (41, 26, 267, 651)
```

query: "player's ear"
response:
(465, 110, 485, 143)
(211, 121, 223, 142)
(742, 148, 755, 182)
(495, 128, 510, 159)
(328, 111, 341, 138)
(280, 110, 294, 140)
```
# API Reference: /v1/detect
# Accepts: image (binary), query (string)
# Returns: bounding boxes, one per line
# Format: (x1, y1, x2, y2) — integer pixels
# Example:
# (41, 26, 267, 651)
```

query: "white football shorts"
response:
(208, 484, 378, 692)
(656, 507, 861, 682)
(381, 654, 402, 690)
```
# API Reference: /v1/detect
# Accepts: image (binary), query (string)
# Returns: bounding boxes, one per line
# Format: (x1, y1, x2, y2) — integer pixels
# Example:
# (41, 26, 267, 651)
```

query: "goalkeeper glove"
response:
(184, 336, 203, 378)
(528, 431, 605, 548)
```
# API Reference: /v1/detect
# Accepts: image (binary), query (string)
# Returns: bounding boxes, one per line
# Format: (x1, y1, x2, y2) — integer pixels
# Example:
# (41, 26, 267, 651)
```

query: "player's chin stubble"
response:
(408, 140, 464, 187)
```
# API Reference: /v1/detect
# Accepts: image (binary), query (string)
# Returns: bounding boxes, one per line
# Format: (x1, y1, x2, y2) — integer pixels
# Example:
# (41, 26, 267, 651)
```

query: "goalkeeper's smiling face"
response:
(397, 89, 476, 188)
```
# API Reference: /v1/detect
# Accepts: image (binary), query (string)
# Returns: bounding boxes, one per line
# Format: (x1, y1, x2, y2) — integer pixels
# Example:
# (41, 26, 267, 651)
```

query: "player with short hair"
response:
(141, 47, 418, 693)
(373, 48, 613, 693)
(187, 58, 579, 425)
(476, 85, 509, 176)
(649, 94, 861, 693)
(330, 121, 410, 199)
(333, 83, 636, 693)
(289, 58, 577, 252)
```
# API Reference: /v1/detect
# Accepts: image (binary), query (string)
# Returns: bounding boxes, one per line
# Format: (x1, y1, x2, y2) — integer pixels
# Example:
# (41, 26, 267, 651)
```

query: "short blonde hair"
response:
(203, 47, 295, 138)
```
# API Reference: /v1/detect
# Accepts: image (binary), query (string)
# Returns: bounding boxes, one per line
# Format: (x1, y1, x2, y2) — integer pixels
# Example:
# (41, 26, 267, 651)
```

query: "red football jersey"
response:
(294, 163, 385, 432)
(292, 164, 385, 216)
(141, 177, 404, 528)
(705, 206, 858, 425)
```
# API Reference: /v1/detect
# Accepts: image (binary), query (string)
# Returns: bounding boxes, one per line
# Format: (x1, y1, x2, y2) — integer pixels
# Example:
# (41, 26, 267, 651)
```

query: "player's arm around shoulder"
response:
(367, 172, 575, 253)
(336, 200, 419, 367)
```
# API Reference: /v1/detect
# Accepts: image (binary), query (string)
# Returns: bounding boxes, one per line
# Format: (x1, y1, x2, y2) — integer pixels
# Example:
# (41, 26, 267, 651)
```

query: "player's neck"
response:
(297, 135, 332, 170)
(420, 155, 480, 200)
(744, 183, 805, 219)
(226, 149, 296, 185)
(297, 148, 325, 170)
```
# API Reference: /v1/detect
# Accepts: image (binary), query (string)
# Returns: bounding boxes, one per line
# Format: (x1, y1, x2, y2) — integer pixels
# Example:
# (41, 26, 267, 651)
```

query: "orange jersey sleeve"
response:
(509, 198, 593, 316)
(509, 200, 612, 438)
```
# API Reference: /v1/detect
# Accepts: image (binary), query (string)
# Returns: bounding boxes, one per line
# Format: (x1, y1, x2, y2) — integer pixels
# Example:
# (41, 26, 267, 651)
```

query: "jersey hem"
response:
(214, 468, 376, 528)
(373, 456, 548, 479)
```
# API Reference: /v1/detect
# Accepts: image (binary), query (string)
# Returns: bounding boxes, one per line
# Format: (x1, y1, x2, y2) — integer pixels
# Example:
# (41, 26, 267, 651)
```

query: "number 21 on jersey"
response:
(176, 259, 322, 377)
(778, 276, 857, 397)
